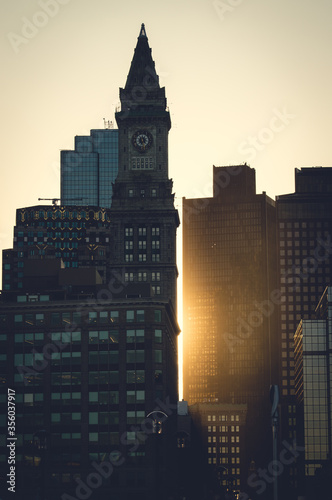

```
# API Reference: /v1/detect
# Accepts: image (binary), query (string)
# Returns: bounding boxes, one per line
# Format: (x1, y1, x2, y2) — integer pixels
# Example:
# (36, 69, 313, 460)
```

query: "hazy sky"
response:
(1, 0, 332, 273)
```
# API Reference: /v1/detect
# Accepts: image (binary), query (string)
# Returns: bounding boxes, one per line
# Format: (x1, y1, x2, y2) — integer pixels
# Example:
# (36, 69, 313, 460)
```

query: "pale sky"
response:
(1, 0, 332, 280)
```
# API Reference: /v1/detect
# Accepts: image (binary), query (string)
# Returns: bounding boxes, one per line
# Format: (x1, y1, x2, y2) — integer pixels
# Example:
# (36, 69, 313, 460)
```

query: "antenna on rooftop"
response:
(38, 198, 83, 206)
(103, 118, 113, 129)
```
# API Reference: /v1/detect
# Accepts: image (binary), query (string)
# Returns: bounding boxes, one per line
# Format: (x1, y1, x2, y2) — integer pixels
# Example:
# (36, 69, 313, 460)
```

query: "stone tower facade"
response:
(111, 24, 179, 310)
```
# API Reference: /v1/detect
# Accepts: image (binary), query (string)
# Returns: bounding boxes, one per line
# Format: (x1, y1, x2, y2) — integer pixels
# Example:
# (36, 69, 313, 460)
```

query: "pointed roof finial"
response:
(139, 23, 147, 38)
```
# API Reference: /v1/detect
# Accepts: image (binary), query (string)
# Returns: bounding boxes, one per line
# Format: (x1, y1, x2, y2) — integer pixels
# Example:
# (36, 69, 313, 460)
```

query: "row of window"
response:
(14, 348, 162, 369)
(125, 271, 160, 281)
(125, 240, 160, 249)
(208, 446, 240, 454)
(125, 227, 160, 237)
(125, 254, 160, 262)
(131, 157, 154, 169)
(208, 436, 240, 443)
(12, 369, 163, 389)
(207, 414, 240, 422)
(7, 309, 162, 327)
(208, 425, 240, 433)
(12, 330, 162, 348)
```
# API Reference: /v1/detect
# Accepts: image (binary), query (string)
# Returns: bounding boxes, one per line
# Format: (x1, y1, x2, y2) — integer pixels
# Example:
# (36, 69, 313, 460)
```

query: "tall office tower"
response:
(183, 165, 279, 491)
(0, 24, 180, 500)
(61, 128, 118, 208)
(294, 286, 332, 498)
(2, 204, 112, 291)
(276, 167, 332, 493)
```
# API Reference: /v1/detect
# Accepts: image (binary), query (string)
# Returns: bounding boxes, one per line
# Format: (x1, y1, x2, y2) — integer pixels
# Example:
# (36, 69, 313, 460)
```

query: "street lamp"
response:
(146, 410, 169, 434)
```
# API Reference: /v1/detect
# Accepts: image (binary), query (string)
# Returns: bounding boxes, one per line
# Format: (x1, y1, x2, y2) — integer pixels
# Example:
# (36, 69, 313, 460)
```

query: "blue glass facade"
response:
(61, 129, 118, 208)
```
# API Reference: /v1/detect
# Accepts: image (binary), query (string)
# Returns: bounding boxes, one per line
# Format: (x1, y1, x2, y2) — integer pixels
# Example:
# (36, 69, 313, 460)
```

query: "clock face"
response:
(132, 130, 153, 153)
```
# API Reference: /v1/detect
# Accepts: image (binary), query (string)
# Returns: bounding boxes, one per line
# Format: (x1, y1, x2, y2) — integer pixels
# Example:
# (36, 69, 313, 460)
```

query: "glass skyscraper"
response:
(294, 286, 332, 498)
(61, 128, 118, 208)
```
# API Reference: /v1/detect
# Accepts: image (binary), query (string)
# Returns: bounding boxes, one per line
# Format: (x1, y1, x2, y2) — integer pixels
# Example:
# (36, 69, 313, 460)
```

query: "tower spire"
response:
(139, 22, 147, 38)
(116, 23, 169, 122)
(124, 23, 158, 92)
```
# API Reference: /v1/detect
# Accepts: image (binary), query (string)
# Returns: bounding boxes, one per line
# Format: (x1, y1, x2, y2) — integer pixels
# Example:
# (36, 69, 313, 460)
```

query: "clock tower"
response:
(112, 24, 179, 310)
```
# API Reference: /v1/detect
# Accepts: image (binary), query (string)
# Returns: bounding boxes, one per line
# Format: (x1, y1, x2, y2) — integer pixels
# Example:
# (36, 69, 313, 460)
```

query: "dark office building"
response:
(0, 24, 180, 500)
(276, 167, 332, 492)
(0, 277, 179, 500)
(2, 204, 112, 291)
(61, 128, 118, 208)
(182, 164, 279, 492)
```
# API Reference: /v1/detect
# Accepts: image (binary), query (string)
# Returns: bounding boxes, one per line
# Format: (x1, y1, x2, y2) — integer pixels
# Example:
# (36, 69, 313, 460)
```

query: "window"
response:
(127, 410, 145, 425)
(126, 310, 135, 322)
(126, 350, 145, 363)
(36, 313, 44, 325)
(88, 312, 97, 324)
(127, 390, 145, 404)
(110, 311, 119, 323)
(154, 310, 162, 322)
(89, 412, 98, 425)
(155, 329, 162, 343)
(127, 370, 145, 384)
(137, 310, 144, 322)
(155, 350, 162, 363)
(126, 329, 144, 343)
(99, 311, 108, 323)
